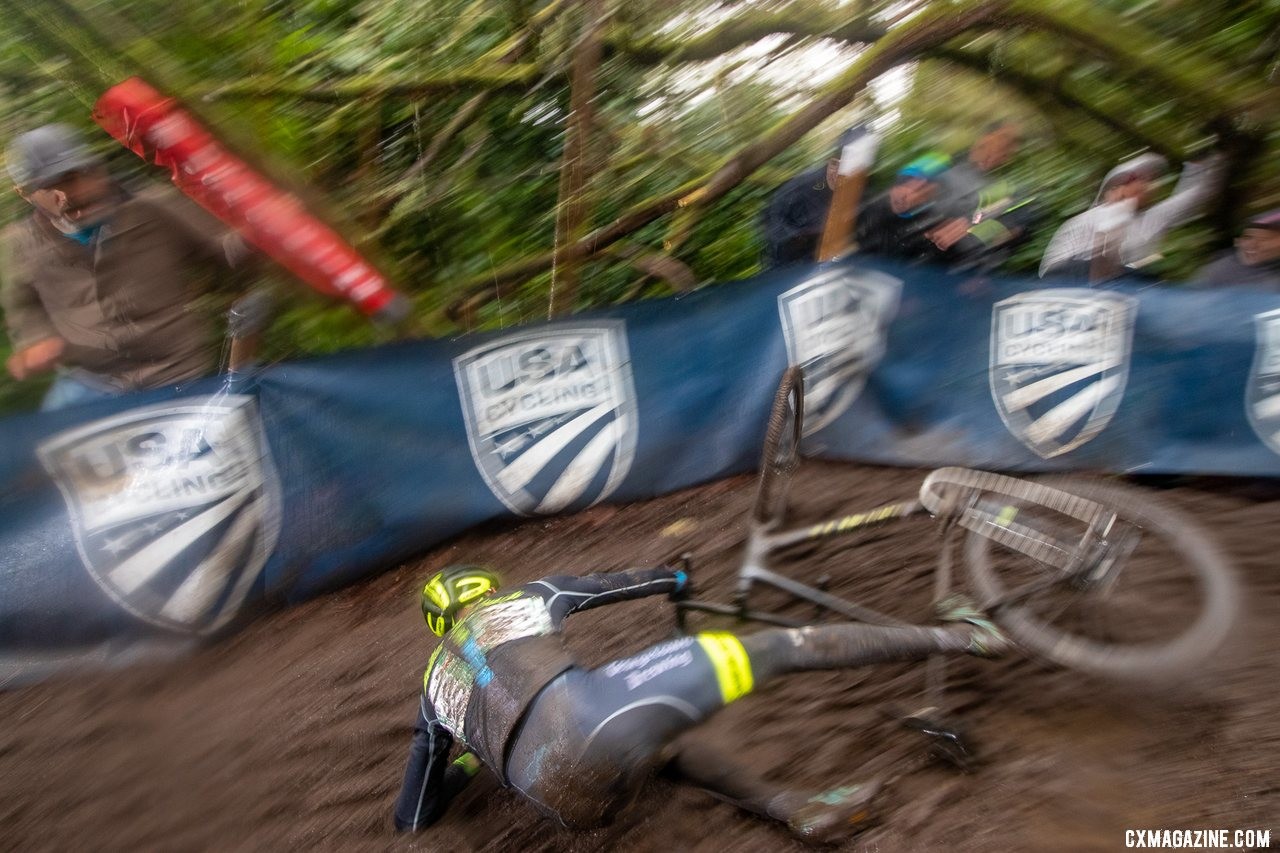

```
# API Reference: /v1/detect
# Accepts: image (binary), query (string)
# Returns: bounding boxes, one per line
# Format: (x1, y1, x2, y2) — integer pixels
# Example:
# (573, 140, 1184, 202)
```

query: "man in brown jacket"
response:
(2, 123, 258, 411)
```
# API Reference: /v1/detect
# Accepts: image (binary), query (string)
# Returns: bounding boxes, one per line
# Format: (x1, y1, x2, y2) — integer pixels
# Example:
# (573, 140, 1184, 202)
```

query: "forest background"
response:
(0, 0, 1276, 413)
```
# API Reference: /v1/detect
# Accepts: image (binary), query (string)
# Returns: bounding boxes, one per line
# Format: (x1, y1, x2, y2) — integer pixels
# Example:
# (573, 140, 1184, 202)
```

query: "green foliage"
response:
(0, 0, 1276, 415)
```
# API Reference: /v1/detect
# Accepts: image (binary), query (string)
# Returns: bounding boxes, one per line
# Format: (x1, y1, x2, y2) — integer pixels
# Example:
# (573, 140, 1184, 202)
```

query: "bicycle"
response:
(674, 366, 1241, 683)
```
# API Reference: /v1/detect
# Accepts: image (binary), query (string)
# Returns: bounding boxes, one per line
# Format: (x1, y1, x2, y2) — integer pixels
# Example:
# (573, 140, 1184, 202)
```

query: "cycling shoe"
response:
(785, 778, 881, 845)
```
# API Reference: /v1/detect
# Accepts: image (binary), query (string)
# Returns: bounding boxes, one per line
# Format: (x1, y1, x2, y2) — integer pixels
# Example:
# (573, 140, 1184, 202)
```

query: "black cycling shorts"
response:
(504, 632, 754, 828)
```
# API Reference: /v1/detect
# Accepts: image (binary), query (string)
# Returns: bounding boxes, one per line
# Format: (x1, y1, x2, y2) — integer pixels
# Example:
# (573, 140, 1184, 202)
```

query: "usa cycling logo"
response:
(454, 321, 638, 515)
(778, 267, 902, 435)
(991, 289, 1137, 458)
(37, 395, 281, 634)
(1246, 308, 1280, 456)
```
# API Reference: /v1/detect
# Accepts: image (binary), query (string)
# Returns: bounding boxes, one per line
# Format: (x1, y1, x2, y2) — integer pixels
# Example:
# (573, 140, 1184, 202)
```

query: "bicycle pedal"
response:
(897, 709, 978, 772)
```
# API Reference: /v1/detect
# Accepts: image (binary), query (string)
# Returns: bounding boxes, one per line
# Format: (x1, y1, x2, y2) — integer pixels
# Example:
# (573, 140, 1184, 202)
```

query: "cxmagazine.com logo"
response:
(1125, 828, 1271, 848)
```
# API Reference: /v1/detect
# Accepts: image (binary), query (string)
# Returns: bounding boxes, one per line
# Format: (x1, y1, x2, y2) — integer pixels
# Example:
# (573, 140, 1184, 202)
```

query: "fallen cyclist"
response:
(393, 564, 1005, 843)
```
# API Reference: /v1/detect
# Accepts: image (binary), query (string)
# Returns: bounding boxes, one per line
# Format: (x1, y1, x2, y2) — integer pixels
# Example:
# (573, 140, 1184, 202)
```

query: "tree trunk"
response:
(548, 0, 607, 318)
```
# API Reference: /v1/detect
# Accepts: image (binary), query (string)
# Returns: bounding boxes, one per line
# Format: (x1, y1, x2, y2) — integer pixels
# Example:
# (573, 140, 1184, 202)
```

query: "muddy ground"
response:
(0, 462, 1276, 852)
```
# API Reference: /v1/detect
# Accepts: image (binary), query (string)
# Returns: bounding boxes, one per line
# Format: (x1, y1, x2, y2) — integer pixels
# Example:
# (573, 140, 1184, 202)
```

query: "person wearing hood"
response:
(1191, 209, 1280, 292)
(852, 152, 951, 262)
(1038, 150, 1225, 281)
(761, 138, 851, 268)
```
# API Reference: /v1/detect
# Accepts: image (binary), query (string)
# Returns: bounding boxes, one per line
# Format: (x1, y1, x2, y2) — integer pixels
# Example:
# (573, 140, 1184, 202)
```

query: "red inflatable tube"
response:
(93, 77, 406, 321)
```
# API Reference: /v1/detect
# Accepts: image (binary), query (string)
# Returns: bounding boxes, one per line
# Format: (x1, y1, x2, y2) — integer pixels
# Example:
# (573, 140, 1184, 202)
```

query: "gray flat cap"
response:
(5, 124, 99, 190)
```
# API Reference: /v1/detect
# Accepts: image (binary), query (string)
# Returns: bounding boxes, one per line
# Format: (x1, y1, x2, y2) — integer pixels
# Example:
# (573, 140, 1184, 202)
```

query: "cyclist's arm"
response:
(531, 567, 687, 624)
(393, 695, 476, 832)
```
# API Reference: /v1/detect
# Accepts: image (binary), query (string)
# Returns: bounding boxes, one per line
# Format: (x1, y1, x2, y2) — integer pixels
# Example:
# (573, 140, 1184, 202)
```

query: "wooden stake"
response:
(818, 126, 879, 262)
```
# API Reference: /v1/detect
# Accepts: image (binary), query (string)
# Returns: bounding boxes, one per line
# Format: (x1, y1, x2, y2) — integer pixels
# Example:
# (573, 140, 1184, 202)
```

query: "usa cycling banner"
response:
(1, 256, 1278, 684)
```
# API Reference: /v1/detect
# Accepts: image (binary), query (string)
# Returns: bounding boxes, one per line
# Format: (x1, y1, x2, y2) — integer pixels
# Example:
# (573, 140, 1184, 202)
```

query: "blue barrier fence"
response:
(2, 256, 1278, 684)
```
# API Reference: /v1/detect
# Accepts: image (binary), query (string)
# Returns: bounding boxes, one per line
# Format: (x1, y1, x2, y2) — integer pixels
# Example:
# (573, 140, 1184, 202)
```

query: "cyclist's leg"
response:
(738, 621, 994, 681)
(506, 623, 986, 831)
(667, 736, 881, 843)
(504, 639, 723, 829)
(668, 623, 983, 841)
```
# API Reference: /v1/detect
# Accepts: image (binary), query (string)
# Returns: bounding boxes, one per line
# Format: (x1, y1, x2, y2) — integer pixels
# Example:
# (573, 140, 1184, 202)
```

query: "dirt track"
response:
(1, 462, 1277, 852)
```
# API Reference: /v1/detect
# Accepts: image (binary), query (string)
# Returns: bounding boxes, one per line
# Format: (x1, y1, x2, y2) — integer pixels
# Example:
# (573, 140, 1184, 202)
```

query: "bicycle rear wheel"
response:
(751, 366, 805, 527)
(963, 476, 1239, 680)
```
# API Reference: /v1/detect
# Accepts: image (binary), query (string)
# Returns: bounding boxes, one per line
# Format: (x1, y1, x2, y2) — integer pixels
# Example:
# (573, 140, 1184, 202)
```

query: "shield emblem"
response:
(990, 289, 1137, 458)
(454, 321, 638, 516)
(1246, 308, 1280, 456)
(37, 395, 281, 634)
(778, 267, 903, 435)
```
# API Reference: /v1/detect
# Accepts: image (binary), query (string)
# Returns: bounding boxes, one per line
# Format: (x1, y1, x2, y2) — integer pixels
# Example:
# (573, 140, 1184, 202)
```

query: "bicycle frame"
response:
(676, 479, 1123, 633)
(676, 496, 936, 631)
(738, 501, 928, 627)
(676, 366, 1135, 658)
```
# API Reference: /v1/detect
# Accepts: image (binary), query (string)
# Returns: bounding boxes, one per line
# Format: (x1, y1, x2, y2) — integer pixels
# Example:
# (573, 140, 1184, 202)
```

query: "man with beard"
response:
(2, 123, 260, 410)
(929, 121, 1039, 271)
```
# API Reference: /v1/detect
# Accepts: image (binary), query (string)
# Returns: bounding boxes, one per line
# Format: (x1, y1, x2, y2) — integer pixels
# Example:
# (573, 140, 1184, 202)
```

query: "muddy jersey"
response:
(397, 567, 684, 828)
(425, 591, 574, 778)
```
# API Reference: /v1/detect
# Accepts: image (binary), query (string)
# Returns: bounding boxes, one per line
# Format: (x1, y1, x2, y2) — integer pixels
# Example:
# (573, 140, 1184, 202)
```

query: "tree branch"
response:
(196, 65, 542, 102)
(445, 1, 1007, 319)
(606, 241, 696, 292)
(195, 0, 1265, 132)
(385, 0, 574, 210)
(196, 7, 884, 103)
(930, 46, 1186, 159)
(442, 0, 1268, 320)
(612, 7, 885, 64)
(1001, 0, 1269, 124)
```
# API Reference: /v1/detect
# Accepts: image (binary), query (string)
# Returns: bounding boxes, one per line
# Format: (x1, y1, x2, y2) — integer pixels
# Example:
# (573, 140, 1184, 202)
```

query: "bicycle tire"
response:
(751, 366, 805, 527)
(964, 476, 1240, 680)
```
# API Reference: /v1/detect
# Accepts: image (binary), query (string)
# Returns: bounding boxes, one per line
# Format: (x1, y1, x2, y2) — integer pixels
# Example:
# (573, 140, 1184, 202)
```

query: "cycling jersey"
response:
(394, 567, 684, 830)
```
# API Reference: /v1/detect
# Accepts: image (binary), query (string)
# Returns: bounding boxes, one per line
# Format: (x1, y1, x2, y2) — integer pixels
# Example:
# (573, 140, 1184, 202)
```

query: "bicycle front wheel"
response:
(751, 366, 804, 527)
(964, 477, 1240, 680)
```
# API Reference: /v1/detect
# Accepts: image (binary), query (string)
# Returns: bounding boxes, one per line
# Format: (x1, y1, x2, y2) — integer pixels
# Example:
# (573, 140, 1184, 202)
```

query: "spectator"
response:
(929, 121, 1034, 267)
(854, 152, 951, 261)
(2, 123, 260, 411)
(1039, 151, 1225, 280)
(760, 150, 842, 268)
(1191, 209, 1280, 291)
